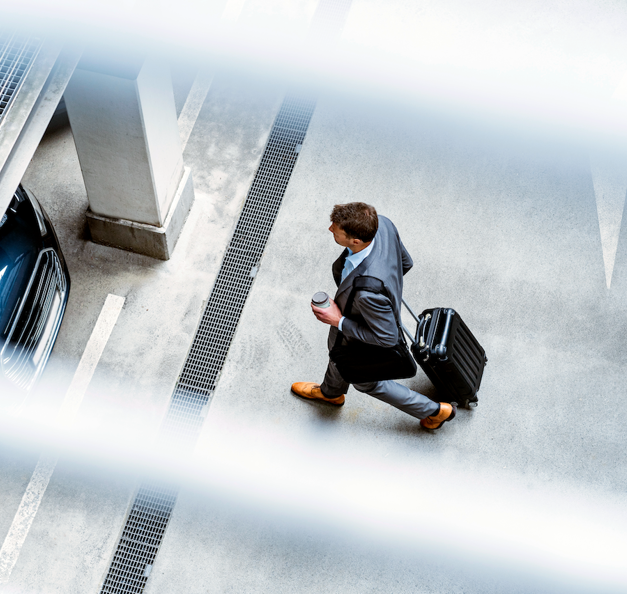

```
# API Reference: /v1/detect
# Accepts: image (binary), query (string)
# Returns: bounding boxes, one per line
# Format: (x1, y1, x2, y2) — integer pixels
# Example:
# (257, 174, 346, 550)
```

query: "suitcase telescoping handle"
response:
(401, 298, 420, 322)
(401, 299, 430, 349)
(400, 300, 415, 342)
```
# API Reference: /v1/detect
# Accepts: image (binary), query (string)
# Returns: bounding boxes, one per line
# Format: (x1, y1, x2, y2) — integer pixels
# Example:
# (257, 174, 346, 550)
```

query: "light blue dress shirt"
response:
(338, 238, 375, 331)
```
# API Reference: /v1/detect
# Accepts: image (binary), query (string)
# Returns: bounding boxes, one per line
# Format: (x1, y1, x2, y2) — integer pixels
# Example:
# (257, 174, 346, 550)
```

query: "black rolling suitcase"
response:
(401, 302, 487, 409)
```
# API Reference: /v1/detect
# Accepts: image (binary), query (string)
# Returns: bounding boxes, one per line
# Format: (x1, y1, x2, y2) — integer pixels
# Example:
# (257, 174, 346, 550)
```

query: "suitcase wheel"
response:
(463, 399, 478, 410)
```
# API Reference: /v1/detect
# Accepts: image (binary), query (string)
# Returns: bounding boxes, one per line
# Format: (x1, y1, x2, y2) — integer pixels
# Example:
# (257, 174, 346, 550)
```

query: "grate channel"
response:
(0, 31, 41, 123)
(100, 2, 353, 592)
(100, 483, 178, 594)
(99, 90, 317, 594)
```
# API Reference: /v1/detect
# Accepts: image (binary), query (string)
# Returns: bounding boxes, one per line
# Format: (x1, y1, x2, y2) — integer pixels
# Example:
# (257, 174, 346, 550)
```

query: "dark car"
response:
(0, 184, 70, 392)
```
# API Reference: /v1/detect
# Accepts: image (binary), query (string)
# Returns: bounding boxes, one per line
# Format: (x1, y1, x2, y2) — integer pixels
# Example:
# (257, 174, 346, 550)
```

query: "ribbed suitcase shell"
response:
(403, 305, 487, 408)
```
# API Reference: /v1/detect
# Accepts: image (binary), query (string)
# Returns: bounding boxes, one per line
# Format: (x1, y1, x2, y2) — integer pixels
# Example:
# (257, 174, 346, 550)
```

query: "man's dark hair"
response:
(330, 202, 378, 242)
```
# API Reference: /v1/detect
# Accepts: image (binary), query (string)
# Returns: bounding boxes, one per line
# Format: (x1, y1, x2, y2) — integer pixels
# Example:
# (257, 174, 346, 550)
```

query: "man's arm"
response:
(400, 239, 413, 276)
(340, 293, 398, 348)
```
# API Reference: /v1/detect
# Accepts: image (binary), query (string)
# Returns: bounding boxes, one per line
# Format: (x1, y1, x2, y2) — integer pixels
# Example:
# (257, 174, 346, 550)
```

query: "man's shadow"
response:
(289, 389, 344, 423)
(307, 399, 345, 423)
(408, 373, 439, 402)
(297, 374, 441, 431)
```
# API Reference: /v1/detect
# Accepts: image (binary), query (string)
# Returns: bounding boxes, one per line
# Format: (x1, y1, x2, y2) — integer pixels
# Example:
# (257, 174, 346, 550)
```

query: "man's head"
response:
(329, 202, 378, 251)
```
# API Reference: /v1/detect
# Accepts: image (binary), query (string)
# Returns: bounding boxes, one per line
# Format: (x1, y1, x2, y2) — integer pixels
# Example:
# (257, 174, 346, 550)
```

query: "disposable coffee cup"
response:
(312, 291, 330, 308)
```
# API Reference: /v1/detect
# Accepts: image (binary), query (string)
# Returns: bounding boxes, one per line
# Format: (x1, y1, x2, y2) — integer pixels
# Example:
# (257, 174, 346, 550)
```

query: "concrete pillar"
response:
(64, 53, 194, 260)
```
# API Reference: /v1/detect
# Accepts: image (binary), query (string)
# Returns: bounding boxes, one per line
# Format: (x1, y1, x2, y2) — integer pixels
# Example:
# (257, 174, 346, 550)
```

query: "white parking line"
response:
(590, 148, 627, 289)
(0, 294, 125, 584)
(178, 69, 214, 152)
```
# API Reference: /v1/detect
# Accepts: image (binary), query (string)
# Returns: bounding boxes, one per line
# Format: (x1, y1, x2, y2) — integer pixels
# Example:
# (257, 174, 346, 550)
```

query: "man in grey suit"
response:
(291, 202, 456, 430)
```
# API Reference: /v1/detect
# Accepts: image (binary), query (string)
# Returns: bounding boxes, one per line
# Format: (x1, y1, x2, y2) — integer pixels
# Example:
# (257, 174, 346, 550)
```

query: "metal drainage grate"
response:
(100, 2, 353, 592)
(0, 31, 41, 123)
(163, 92, 317, 438)
(99, 90, 317, 594)
(100, 483, 178, 594)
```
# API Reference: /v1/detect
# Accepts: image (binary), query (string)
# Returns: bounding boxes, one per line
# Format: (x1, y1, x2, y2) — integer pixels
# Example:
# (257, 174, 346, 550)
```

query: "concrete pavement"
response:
(1, 44, 626, 594)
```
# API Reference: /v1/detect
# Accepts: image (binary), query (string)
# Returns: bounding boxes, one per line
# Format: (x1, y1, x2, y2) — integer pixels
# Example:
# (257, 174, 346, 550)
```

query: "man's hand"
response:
(311, 299, 342, 327)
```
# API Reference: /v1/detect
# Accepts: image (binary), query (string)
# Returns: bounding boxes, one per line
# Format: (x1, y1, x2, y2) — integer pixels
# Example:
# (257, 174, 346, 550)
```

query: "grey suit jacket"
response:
(328, 216, 413, 350)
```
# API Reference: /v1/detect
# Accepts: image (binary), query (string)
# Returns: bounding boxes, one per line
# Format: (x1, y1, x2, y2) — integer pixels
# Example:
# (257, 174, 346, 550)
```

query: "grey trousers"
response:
(320, 359, 439, 420)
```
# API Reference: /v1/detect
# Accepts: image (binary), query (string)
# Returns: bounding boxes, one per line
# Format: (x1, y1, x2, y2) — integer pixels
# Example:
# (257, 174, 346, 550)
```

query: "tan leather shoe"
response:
(420, 402, 456, 431)
(291, 382, 345, 406)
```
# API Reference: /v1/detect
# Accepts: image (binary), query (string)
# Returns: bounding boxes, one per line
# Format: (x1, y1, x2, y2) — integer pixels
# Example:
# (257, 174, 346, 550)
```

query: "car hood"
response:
(0, 195, 42, 343)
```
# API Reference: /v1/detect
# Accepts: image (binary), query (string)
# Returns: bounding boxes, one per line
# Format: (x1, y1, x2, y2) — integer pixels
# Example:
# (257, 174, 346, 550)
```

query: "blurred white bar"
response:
(3, 0, 627, 139)
(1, 408, 626, 591)
(611, 72, 627, 102)
(221, 0, 247, 22)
